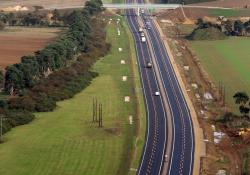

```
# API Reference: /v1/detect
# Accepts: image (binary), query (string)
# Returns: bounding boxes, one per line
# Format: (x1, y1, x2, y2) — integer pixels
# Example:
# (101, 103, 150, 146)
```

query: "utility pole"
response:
(98, 103, 101, 127)
(223, 86, 226, 106)
(0, 115, 2, 143)
(95, 97, 98, 122)
(100, 103, 103, 128)
(93, 97, 95, 122)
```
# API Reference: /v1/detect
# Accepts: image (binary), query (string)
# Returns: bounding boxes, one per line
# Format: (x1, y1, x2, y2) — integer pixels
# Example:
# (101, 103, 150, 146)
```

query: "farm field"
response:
(0, 0, 86, 10)
(0, 27, 61, 69)
(189, 37, 250, 112)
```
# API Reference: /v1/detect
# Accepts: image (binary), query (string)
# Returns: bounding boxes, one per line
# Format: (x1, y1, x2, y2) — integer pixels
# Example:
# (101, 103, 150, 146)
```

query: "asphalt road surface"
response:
(125, 1, 195, 175)
(125, 2, 168, 175)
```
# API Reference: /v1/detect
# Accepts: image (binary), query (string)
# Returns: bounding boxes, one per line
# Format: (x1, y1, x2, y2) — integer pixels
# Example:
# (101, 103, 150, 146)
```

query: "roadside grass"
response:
(122, 19, 147, 174)
(209, 9, 250, 17)
(188, 37, 250, 113)
(0, 17, 141, 175)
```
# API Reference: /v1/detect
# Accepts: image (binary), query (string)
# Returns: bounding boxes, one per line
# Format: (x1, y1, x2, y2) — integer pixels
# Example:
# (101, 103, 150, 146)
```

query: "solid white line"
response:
(151, 21, 194, 175)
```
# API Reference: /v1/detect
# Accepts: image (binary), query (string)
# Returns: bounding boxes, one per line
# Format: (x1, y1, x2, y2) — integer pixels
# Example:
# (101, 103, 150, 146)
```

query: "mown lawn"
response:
(0, 17, 140, 175)
(189, 37, 250, 112)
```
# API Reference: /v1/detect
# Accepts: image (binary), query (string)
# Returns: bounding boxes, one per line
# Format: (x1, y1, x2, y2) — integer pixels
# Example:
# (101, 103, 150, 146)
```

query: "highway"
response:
(126, 3, 167, 175)
(125, 1, 195, 175)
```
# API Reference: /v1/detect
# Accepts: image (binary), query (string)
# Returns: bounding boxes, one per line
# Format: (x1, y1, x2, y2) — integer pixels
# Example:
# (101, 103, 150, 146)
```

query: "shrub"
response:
(0, 21, 5, 30)
(187, 27, 227, 40)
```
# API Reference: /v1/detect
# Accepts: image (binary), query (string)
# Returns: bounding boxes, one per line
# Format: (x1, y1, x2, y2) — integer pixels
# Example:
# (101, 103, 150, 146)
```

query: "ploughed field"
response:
(189, 37, 250, 112)
(0, 0, 86, 9)
(0, 27, 61, 69)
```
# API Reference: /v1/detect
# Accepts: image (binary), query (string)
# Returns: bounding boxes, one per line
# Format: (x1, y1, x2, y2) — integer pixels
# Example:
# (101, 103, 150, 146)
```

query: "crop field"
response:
(0, 27, 61, 69)
(0, 18, 142, 175)
(0, 0, 86, 10)
(189, 37, 250, 112)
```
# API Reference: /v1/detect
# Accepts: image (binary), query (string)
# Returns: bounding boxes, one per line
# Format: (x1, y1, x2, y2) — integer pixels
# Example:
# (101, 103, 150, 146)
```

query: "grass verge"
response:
(0, 17, 143, 175)
(122, 19, 147, 174)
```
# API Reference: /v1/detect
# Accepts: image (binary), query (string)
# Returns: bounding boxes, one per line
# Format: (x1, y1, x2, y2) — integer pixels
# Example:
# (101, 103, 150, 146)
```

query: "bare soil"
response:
(0, 0, 86, 10)
(0, 27, 61, 69)
(191, 0, 250, 8)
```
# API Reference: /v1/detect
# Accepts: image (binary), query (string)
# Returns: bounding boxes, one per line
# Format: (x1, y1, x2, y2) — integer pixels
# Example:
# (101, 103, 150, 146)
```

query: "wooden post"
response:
(93, 97, 95, 122)
(98, 103, 101, 127)
(100, 103, 103, 127)
(95, 97, 98, 122)
(0, 116, 2, 143)
(223, 86, 226, 106)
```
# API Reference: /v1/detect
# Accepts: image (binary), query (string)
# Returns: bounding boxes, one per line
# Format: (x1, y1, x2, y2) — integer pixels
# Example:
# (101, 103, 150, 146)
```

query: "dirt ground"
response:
(190, 0, 250, 8)
(0, 27, 61, 69)
(0, 0, 86, 10)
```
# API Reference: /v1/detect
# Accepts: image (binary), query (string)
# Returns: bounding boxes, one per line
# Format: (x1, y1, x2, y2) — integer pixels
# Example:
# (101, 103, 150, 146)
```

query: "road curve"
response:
(126, 1, 195, 175)
(125, 3, 168, 175)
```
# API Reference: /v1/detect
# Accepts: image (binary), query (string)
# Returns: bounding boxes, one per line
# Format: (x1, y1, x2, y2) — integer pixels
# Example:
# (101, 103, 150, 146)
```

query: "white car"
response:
(164, 154, 168, 162)
(141, 32, 145, 37)
(155, 91, 160, 96)
(139, 27, 143, 32)
(146, 62, 152, 68)
(141, 36, 146, 42)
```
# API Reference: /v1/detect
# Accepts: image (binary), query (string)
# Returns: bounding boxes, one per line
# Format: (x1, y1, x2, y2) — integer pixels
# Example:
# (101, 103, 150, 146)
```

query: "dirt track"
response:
(0, 0, 86, 10)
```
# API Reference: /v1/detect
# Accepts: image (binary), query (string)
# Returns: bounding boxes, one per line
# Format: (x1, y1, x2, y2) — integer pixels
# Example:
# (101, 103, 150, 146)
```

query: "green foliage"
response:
(187, 27, 227, 40)
(4, 0, 104, 94)
(0, 21, 5, 30)
(233, 92, 250, 116)
(1, 0, 108, 137)
(189, 18, 250, 39)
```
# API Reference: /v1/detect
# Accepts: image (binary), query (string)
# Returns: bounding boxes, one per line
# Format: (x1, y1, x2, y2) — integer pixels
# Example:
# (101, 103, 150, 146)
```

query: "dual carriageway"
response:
(125, 2, 195, 175)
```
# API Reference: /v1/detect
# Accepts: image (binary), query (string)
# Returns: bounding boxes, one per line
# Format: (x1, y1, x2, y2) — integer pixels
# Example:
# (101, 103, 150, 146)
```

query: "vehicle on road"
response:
(146, 62, 152, 68)
(139, 27, 143, 32)
(141, 32, 145, 37)
(164, 154, 168, 162)
(141, 36, 146, 42)
(141, 9, 144, 14)
(155, 91, 160, 96)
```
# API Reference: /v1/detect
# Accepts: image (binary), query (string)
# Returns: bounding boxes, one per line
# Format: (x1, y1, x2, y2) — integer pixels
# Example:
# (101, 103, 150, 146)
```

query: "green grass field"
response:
(0, 17, 145, 175)
(189, 37, 250, 112)
(209, 9, 250, 17)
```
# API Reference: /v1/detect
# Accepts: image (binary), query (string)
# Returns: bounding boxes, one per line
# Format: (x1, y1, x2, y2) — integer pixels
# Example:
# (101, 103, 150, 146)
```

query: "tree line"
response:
(5, 0, 103, 95)
(195, 18, 250, 36)
(0, 0, 109, 138)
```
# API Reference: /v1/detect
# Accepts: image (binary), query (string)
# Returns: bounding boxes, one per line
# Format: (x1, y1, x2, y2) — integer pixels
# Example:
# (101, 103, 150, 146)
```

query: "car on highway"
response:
(141, 32, 145, 37)
(141, 36, 146, 42)
(139, 27, 143, 32)
(164, 154, 168, 162)
(155, 91, 160, 96)
(146, 62, 152, 68)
